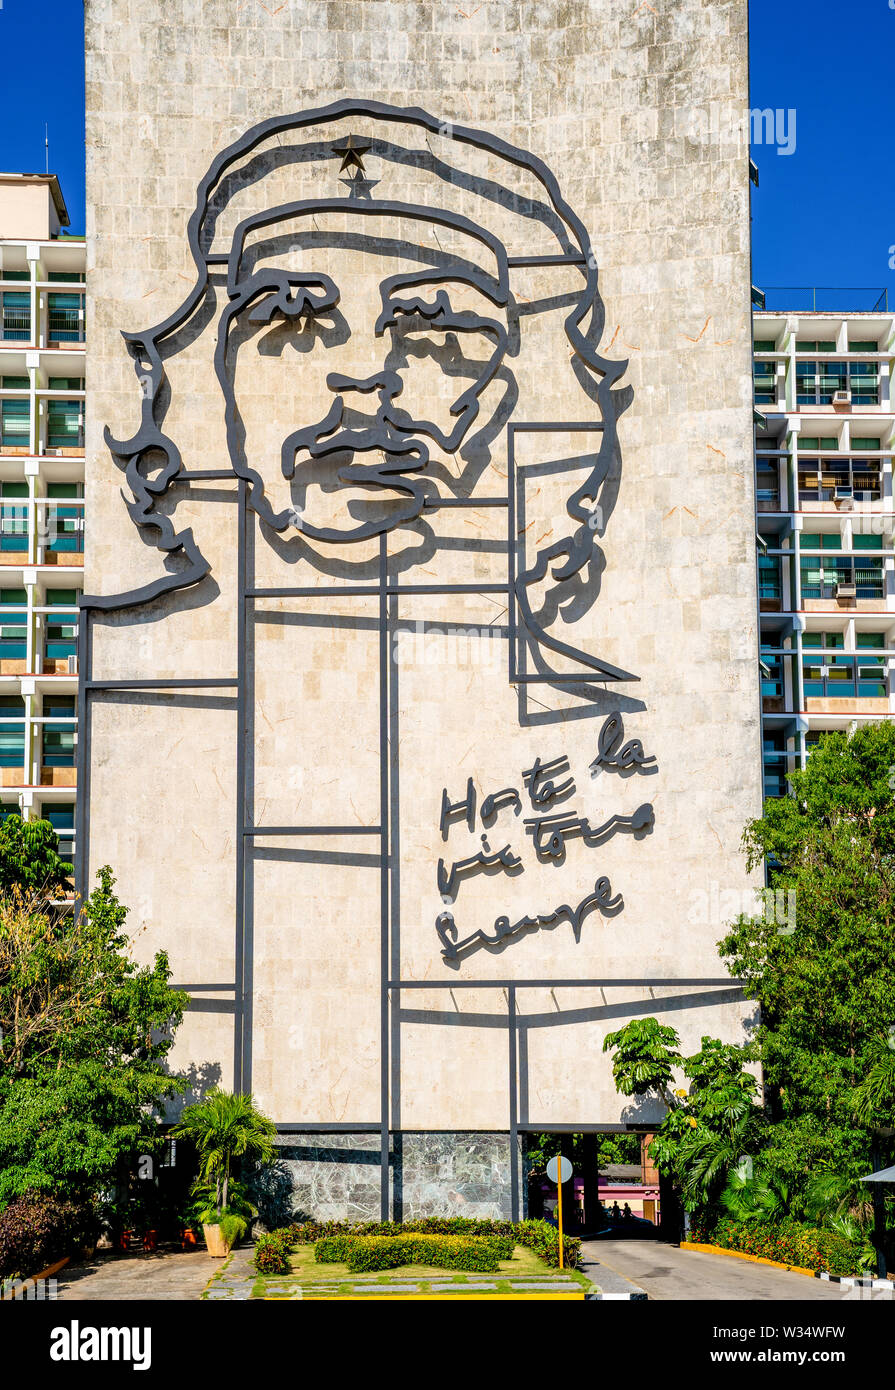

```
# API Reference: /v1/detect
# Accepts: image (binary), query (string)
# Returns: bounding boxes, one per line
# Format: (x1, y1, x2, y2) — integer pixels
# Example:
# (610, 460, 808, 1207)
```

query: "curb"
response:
(679, 1240, 815, 1277)
(817, 1271, 894, 1290)
(680, 1241, 894, 1287)
(585, 1288, 648, 1301)
(578, 1250, 648, 1301)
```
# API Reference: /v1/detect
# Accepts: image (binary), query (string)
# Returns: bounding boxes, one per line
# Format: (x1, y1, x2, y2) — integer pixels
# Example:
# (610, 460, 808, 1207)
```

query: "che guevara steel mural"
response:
(81, 100, 657, 990)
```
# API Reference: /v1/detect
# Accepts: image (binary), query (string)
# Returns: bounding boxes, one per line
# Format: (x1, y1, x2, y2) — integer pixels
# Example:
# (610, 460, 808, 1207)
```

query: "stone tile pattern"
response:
(281, 1131, 516, 1220)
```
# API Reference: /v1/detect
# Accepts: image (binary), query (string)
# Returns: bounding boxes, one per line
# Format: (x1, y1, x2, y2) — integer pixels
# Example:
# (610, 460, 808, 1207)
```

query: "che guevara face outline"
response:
(214, 202, 513, 545)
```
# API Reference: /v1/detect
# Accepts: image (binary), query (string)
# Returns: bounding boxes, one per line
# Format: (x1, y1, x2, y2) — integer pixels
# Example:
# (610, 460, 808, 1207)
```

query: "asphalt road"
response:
(581, 1240, 861, 1301)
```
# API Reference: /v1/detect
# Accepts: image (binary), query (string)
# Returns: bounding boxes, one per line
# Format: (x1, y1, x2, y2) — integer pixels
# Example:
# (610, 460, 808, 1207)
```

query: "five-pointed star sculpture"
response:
(332, 134, 371, 173)
(339, 168, 380, 200)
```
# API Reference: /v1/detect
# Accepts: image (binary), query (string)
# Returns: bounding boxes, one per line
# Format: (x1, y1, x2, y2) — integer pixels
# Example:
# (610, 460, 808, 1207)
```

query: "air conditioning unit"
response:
(66, 654, 78, 675)
(832, 390, 851, 406)
(834, 485, 854, 510)
(835, 581, 856, 599)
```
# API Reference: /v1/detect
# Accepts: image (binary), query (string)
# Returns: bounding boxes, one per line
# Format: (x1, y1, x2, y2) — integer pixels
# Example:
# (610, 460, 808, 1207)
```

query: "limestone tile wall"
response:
(84, 0, 760, 1133)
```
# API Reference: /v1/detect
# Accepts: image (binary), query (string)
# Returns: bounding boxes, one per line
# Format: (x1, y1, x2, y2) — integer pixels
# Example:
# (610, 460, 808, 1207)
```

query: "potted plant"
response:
(172, 1089, 277, 1258)
(189, 1182, 256, 1256)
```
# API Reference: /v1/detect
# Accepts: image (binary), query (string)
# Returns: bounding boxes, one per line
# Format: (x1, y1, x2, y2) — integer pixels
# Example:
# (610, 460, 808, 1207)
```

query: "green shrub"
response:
(703, 1218, 871, 1277)
(516, 1219, 580, 1269)
(297, 1216, 579, 1270)
(252, 1230, 292, 1275)
(314, 1231, 509, 1273)
(314, 1234, 357, 1263)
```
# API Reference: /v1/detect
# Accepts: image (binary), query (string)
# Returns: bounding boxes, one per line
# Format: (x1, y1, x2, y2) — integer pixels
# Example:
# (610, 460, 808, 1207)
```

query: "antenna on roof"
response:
(45, 125, 49, 176)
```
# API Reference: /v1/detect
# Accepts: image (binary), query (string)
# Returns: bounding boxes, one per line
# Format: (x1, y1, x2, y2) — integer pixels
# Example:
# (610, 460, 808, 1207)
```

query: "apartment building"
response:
(753, 297, 895, 796)
(0, 173, 83, 874)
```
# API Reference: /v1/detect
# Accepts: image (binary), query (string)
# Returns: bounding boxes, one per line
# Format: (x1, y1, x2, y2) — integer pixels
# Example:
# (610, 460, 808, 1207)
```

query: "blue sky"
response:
(750, 0, 895, 297)
(0, 0, 85, 234)
(0, 0, 892, 296)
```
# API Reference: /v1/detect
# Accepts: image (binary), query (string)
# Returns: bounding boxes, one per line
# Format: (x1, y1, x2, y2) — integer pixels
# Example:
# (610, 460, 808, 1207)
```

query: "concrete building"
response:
(0, 173, 83, 874)
(81, 0, 761, 1219)
(753, 298, 895, 794)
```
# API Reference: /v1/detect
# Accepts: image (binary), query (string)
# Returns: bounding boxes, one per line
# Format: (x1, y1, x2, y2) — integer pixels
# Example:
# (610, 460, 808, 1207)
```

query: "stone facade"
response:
(84, 0, 760, 1216)
(275, 1132, 515, 1222)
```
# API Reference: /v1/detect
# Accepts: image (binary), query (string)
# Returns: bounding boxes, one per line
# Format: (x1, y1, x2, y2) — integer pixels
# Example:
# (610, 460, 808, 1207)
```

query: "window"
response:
(1, 376, 29, 389)
(42, 695, 76, 767)
(849, 340, 879, 353)
(856, 632, 887, 697)
(853, 562, 885, 599)
(798, 437, 839, 450)
(758, 556, 781, 600)
(0, 598, 27, 659)
(762, 731, 788, 797)
(753, 339, 777, 352)
(756, 465, 779, 507)
(1, 292, 30, 342)
(849, 362, 879, 405)
(0, 482, 28, 552)
(45, 610, 77, 660)
(47, 272, 82, 283)
(46, 482, 83, 499)
(46, 400, 83, 450)
(800, 533, 841, 550)
(760, 647, 783, 698)
(0, 696, 25, 768)
(44, 803, 75, 872)
(47, 377, 84, 391)
(46, 588, 78, 605)
(1, 271, 30, 282)
(47, 293, 83, 344)
(45, 506, 82, 554)
(798, 458, 882, 504)
(753, 359, 776, 404)
(797, 361, 847, 406)
(0, 399, 29, 450)
(796, 340, 837, 352)
(802, 632, 854, 697)
(802, 631, 887, 699)
(800, 555, 857, 600)
(851, 437, 881, 451)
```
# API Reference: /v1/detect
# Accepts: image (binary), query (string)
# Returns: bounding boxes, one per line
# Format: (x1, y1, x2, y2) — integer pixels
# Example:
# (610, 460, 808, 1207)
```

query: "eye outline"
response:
(376, 271, 506, 341)
(239, 272, 341, 327)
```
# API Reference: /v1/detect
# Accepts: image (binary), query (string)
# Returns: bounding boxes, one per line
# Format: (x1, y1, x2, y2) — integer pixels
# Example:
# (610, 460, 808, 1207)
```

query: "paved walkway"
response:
(581, 1239, 858, 1301)
(56, 1248, 221, 1301)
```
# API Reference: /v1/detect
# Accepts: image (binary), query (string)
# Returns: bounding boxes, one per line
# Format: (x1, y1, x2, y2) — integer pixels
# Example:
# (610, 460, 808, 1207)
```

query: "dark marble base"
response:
(271, 1132, 523, 1222)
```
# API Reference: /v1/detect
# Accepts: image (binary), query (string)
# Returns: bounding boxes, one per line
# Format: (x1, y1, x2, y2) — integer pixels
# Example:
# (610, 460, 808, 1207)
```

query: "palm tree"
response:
(719, 1165, 790, 1223)
(172, 1089, 277, 1213)
(853, 1041, 895, 1124)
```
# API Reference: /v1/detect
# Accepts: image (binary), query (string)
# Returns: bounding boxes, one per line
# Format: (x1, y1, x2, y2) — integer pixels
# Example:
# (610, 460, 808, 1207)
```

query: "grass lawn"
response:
(253, 1244, 591, 1300)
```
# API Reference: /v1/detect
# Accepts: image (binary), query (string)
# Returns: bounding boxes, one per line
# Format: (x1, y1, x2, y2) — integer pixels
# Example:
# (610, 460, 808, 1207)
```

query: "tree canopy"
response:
(604, 723, 895, 1235)
(0, 864, 186, 1206)
(719, 721, 895, 1191)
(0, 814, 72, 896)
